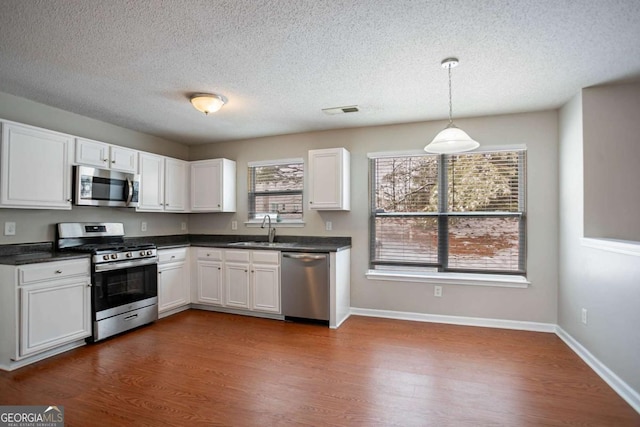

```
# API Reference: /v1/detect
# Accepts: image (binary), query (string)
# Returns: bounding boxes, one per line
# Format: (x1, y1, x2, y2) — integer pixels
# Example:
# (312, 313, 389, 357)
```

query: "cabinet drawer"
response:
(19, 259, 89, 285)
(224, 250, 250, 263)
(158, 248, 188, 264)
(252, 250, 280, 265)
(196, 248, 223, 261)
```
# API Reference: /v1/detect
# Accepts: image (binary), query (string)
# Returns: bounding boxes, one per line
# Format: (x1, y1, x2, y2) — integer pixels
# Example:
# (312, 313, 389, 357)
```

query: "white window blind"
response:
(248, 159, 304, 222)
(370, 149, 526, 274)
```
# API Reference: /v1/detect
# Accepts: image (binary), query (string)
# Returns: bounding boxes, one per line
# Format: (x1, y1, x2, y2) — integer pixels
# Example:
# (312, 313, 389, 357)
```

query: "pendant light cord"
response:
(448, 63, 453, 125)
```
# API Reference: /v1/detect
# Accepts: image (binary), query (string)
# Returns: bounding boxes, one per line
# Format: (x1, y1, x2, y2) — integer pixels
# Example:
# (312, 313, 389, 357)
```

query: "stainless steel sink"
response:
(227, 241, 259, 246)
(228, 241, 298, 248)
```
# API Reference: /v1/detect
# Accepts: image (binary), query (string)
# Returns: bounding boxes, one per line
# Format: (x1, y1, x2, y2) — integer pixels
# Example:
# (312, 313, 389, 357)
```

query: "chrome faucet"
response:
(261, 214, 276, 243)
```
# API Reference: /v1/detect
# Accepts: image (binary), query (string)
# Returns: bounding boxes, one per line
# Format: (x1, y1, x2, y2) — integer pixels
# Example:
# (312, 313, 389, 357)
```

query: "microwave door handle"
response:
(125, 177, 133, 206)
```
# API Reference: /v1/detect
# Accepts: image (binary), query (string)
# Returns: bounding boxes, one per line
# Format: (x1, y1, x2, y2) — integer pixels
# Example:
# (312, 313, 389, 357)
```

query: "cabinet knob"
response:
(218, 267, 221, 270)
(217, 204, 221, 207)
(87, 283, 92, 287)
(103, 158, 108, 162)
(55, 270, 62, 274)
(66, 199, 72, 202)
(158, 271, 162, 274)
(111, 160, 116, 163)
(309, 201, 313, 204)
(244, 269, 248, 272)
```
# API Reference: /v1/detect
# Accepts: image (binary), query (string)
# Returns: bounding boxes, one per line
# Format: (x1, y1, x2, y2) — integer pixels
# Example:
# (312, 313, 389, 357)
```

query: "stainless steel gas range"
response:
(57, 222, 158, 342)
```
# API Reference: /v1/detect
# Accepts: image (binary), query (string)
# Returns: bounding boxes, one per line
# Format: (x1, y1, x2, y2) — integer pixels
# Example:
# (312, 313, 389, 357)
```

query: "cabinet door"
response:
(75, 138, 109, 168)
(20, 279, 91, 357)
(164, 158, 188, 212)
(1, 122, 73, 209)
(190, 159, 222, 211)
(224, 262, 250, 309)
(158, 262, 189, 312)
(196, 260, 223, 305)
(308, 148, 350, 211)
(251, 264, 280, 313)
(138, 152, 165, 211)
(109, 146, 138, 173)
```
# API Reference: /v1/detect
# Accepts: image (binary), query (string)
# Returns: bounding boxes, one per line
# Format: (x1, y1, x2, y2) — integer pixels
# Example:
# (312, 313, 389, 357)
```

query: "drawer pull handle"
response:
(124, 314, 138, 321)
(55, 270, 62, 274)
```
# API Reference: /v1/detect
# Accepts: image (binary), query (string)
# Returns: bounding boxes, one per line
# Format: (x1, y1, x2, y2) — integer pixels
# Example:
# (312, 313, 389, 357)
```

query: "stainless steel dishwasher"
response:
(281, 252, 329, 323)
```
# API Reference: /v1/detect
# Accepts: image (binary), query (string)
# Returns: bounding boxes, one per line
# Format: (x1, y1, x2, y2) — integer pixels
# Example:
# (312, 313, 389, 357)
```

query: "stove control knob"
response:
(110, 254, 118, 260)
(102, 255, 109, 261)
(140, 251, 146, 256)
(126, 252, 133, 258)
(146, 250, 153, 256)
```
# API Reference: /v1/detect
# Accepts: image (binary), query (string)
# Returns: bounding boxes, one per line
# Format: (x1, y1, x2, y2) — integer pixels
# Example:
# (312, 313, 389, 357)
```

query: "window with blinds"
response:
(248, 159, 304, 222)
(370, 149, 526, 274)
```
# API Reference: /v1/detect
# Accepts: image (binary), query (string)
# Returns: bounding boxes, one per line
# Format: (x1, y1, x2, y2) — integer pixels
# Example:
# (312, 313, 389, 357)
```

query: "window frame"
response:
(246, 158, 305, 226)
(369, 147, 527, 276)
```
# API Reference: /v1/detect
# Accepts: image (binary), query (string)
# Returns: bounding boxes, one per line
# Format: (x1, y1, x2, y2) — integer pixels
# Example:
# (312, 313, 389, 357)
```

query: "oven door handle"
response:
(94, 257, 158, 272)
(125, 177, 134, 207)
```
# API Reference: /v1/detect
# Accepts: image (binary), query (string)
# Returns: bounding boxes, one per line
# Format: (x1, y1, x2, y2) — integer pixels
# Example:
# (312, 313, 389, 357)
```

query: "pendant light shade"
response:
(426, 124, 479, 154)
(425, 58, 479, 154)
(190, 93, 227, 115)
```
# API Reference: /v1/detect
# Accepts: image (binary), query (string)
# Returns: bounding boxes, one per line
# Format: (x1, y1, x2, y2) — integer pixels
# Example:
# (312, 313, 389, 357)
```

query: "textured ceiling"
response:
(1, 0, 639, 145)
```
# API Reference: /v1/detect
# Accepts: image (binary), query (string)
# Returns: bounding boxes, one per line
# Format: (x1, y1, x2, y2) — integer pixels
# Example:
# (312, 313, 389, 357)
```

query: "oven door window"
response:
(93, 264, 157, 313)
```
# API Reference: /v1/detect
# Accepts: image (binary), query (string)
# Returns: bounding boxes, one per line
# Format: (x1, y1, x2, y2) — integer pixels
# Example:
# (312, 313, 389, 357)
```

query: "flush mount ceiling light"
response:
(190, 93, 227, 115)
(424, 58, 479, 154)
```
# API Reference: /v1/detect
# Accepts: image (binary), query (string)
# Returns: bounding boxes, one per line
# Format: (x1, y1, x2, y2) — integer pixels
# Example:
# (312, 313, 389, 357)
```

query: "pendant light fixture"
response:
(190, 93, 227, 115)
(424, 58, 479, 154)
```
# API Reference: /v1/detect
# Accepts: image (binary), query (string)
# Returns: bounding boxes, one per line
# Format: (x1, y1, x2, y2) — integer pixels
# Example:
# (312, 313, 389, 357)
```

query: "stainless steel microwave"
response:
(74, 166, 140, 207)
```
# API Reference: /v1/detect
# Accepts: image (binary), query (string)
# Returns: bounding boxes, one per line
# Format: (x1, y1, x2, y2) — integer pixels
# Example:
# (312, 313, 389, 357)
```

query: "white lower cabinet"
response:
(195, 249, 223, 306)
(158, 248, 190, 314)
(192, 247, 281, 315)
(0, 258, 92, 371)
(20, 279, 91, 357)
(250, 254, 280, 314)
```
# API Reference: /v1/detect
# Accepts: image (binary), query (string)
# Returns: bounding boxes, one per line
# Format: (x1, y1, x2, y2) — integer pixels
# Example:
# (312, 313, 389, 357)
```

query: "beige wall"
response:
(559, 88, 640, 396)
(191, 111, 559, 323)
(0, 91, 190, 243)
(583, 83, 640, 241)
(0, 91, 188, 159)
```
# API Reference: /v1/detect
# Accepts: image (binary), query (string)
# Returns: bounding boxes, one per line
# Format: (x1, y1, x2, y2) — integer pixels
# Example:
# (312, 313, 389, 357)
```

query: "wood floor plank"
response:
(0, 310, 638, 426)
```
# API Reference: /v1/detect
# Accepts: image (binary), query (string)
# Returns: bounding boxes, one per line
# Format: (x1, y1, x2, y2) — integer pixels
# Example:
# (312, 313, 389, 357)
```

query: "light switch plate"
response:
(231, 221, 238, 230)
(181, 222, 187, 231)
(4, 222, 16, 236)
(325, 221, 332, 231)
(141, 222, 147, 232)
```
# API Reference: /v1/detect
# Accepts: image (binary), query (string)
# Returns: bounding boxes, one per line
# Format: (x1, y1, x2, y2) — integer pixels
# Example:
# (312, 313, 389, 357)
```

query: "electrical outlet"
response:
(326, 221, 332, 231)
(181, 222, 187, 231)
(434, 286, 442, 297)
(581, 308, 588, 325)
(141, 222, 147, 232)
(4, 222, 16, 236)
(231, 220, 238, 231)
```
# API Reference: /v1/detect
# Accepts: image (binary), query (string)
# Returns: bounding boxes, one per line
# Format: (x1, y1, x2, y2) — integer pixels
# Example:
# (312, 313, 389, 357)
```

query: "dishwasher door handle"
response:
(282, 253, 327, 261)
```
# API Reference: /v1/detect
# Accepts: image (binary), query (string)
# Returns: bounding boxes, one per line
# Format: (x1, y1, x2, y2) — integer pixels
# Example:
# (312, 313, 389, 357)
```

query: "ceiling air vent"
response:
(322, 105, 360, 115)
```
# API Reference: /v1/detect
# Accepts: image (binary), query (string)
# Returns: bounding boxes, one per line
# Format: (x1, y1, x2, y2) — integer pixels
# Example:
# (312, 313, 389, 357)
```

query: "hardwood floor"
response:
(1, 310, 638, 426)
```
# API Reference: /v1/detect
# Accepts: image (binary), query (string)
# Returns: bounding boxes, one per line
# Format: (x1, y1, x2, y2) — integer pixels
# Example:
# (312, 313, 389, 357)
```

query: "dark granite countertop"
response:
(130, 234, 350, 252)
(0, 242, 91, 266)
(0, 234, 351, 265)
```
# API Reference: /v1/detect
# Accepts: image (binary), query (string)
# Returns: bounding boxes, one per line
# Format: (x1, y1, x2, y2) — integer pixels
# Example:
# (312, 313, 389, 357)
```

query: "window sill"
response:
(245, 220, 305, 228)
(365, 270, 530, 288)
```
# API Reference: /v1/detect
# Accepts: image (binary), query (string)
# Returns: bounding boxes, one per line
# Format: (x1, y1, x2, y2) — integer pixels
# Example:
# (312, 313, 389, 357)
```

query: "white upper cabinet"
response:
(137, 152, 165, 211)
(190, 158, 236, 212)
(138, 153, 188, 212)
(1, 121, 73, 209)
(308, 148, 350, 211)
(164, 157, 189, 212)
(75, 137, 137, 173)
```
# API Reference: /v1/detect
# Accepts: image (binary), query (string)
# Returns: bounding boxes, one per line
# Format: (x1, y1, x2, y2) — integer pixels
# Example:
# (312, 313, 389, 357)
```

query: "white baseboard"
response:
(556, 326, 640, 414)
(349, 307, 556, 332)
